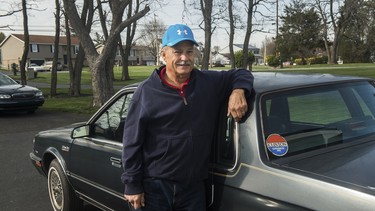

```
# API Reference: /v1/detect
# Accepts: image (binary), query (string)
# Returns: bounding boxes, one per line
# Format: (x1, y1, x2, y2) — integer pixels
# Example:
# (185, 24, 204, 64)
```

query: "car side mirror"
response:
(71, 125, 90, 138)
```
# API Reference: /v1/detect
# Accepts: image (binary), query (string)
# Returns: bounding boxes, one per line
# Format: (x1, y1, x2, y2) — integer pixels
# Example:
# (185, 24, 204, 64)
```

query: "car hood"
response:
(282, 139, 375, 191)
(0, 84, 40, 93)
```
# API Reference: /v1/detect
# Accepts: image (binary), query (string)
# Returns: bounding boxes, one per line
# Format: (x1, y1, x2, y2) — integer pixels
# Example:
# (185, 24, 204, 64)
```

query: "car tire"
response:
(48, 159, 82, 211)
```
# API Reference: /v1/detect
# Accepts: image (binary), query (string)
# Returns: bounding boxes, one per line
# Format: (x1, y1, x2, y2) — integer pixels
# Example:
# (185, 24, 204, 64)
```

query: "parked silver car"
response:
(43, 61, 63, 71)
(27, 63, 47, 72)
(30, 72, 375, 210)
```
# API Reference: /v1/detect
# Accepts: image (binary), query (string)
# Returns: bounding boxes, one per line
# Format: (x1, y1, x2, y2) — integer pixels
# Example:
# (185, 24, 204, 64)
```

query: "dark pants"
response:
(135, 178, 206, 211)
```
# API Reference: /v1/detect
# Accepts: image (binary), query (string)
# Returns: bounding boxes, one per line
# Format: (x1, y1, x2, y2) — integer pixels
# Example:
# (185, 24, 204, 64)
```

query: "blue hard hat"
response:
(162, 24, 198, 47)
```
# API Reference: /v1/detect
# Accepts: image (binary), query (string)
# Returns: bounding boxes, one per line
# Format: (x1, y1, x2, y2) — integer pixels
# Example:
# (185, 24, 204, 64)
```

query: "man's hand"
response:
(227, 89, 248, 122)
(125, 193, 145, 209)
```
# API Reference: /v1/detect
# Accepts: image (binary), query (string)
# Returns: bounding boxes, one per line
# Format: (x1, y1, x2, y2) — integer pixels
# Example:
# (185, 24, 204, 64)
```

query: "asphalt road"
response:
(0, 109, 101, 211)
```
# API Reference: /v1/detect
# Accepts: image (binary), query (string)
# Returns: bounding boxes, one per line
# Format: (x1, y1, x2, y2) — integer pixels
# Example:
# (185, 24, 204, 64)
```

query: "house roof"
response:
(9, 34, 80, 45)
(233, 44, 259, 50)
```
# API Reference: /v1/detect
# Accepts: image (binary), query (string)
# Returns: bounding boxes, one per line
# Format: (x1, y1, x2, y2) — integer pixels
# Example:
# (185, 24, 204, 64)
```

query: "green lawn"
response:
(3, 63, 375, 114)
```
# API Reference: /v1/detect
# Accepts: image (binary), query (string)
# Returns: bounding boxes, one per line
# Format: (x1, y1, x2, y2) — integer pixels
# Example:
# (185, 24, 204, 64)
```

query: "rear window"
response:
(261, 81, 375, 159)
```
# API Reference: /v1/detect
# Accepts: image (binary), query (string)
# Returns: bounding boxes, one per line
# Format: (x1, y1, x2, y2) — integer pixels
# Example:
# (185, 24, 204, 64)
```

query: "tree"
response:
(183, 0, 227, 69)
(277, 0, 322, 62)
(313, 0, 333, 64)
(339, 0, 373, 63)
(139, 16, 166, 65)
(228, 0, 236, 68)
(234, 50, 254, 68)
(120, 0, 139, 81)
(20, 0, 29, 85)
(240, 0, 265, 70)
(199, 0, 213, 70)
(50, 0, 61, 97)
(67, 0, 94, 97)
(63, 0, 150, 107)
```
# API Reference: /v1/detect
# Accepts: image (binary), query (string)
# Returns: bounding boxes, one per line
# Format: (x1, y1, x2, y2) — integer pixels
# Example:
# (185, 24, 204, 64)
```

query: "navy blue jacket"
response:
(121, 66, 254, 194)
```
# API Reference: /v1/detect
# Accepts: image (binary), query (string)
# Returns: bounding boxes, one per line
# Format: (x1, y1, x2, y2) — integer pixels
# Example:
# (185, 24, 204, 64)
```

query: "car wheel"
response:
(48, 159, 82, 211)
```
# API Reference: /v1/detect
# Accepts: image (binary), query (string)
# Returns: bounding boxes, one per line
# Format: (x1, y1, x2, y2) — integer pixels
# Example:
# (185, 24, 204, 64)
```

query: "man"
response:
(122, 24, 254, 210)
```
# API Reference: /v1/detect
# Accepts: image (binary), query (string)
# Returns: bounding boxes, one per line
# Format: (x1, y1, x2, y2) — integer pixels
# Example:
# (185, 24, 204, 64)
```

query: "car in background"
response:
(27, 63, 47, 72)
(30, 72, 375, 210)
(43, 61, 63, 71)
(0, 72, 44, 113)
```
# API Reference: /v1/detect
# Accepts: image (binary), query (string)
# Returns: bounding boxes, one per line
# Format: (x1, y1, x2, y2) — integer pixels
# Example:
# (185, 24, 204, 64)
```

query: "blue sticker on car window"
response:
(266, 134, 288, 156)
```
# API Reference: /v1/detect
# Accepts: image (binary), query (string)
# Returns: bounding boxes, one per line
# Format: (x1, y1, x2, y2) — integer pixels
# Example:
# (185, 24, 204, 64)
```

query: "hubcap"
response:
(48, 167, 64, 210)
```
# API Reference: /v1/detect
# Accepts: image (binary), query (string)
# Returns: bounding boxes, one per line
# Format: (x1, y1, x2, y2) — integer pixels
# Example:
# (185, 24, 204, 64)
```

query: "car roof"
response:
(252, 72, 372, 93)
(120, 71, 372, 93)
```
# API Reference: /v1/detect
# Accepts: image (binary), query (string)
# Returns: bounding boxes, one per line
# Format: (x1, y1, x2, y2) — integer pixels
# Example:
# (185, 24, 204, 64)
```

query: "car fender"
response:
(42, 147, 68, 176)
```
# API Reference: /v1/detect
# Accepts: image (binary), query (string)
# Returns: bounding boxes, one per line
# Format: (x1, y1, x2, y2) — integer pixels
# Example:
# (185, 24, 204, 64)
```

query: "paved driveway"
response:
(0, 109, 101, 210)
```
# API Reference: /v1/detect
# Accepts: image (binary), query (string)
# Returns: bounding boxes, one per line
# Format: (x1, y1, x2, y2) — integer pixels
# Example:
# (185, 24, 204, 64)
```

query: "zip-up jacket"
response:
(121, 66, 254, 194)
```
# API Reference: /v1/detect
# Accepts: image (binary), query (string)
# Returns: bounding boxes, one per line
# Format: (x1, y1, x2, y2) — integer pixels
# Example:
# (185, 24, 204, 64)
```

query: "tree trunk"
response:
(242, 0, 255, 71)
(228, 0, 235, 69)
(63, 0, 149, 107)
(65, 14, 75, 96)
(118, 38, 130, 80)
(121, 1, 139, 81)
(20, 0, 28, 85)
(200, 0, 213, 70)
(315, 0, 332, 64)
(50, 0, 61, 97)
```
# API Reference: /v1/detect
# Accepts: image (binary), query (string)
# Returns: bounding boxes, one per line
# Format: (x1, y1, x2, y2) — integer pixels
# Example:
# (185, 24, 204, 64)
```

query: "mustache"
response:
(176, 62, 191, 66)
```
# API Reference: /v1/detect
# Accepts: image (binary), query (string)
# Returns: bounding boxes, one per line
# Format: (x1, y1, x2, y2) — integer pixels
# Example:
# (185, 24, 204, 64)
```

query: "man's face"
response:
(162, 41, 195, 77)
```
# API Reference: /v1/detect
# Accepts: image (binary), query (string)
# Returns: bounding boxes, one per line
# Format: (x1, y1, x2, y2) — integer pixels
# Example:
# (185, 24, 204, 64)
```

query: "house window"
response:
(50, 45, 55, 53)
(30, 44, 39, 53)
(73, 45, 79, 54)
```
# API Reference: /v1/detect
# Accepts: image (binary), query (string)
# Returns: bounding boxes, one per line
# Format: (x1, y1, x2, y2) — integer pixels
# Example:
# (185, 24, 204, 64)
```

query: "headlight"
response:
(35, 91, 43, 97)
(0, 94, 11, 99)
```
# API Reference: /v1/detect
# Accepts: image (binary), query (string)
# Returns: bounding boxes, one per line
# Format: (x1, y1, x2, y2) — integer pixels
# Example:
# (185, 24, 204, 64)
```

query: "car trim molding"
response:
(75, 190, 115, 211)
(68, 172, 125, 201)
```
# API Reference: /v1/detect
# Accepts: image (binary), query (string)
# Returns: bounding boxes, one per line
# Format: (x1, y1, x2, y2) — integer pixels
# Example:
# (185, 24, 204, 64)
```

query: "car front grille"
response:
(12, 93, 35, 99)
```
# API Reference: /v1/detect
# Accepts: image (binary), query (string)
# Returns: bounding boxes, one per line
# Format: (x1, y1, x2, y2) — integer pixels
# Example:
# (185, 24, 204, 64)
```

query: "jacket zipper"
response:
(179, 90, 188, 105)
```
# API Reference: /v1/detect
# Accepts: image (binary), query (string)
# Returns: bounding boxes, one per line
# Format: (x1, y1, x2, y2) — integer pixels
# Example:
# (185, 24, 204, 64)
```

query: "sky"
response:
(0, 0, 282, 50)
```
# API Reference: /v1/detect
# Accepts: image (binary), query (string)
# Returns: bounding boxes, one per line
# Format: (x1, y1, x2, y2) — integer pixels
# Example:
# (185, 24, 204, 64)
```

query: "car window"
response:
(0, 74, 17, 86)
(92, 92, 133, 142)
(262, 81, 375, 159)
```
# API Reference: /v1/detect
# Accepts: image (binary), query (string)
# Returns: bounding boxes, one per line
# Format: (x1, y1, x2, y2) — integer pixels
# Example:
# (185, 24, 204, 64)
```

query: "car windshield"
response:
(0, 74, 18, 86)
(261, 81, 375, 159)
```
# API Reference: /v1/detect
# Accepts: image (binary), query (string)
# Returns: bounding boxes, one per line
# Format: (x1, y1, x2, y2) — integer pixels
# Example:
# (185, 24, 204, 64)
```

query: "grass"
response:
(3, 63, 375, 114)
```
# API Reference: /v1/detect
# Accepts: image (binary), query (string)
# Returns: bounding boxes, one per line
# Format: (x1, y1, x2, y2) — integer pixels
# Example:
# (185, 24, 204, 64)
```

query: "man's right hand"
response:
(125, 193, 145, 209)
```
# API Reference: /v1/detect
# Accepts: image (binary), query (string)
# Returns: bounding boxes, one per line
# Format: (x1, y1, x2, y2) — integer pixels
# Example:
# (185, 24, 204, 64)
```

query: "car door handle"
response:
(110, 157, 122, 168)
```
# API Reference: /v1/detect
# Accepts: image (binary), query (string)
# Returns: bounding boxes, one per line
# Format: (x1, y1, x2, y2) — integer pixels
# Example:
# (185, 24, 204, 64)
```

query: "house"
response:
(0, 34, 80, 70)
(218, 44, 263, 65)
(96, 44, 156, 66)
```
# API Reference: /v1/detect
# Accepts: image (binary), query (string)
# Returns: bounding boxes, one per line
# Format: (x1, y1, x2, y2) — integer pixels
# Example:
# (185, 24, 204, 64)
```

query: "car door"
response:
(68, 89, 134, 210)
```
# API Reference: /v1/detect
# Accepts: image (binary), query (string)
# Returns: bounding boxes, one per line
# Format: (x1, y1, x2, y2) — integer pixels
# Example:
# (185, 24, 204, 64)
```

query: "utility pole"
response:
(276, 0, 282, 68)
(276, 0, 279, 37)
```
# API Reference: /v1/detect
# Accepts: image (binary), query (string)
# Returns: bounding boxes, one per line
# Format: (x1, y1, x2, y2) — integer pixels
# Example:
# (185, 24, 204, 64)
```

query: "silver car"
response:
(31, 72, 375, 210)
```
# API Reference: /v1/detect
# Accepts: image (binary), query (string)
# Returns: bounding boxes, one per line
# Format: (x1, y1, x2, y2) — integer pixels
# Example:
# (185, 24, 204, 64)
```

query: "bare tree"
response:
(50, 0, 61, 96)
(183, 0, 227, 69)
(228, 0, 236, 68)
(119, 0, 140, 81)
(0, 1, 23, 29)
(63, 0, 150, 107)
(240, 0, 266, 70)
(64, 12, 75, 96)
(139, 16, 166, 64)
(314, 0, 333, 64)
(20, 0, 29, 85)
(329, 0, 359, 64)
(199, 0, 213, 70)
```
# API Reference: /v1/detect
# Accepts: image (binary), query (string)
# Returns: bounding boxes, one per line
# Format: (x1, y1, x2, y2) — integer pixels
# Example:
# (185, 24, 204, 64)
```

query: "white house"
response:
(218, 44, 263, 65)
